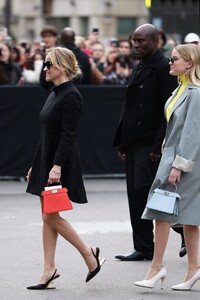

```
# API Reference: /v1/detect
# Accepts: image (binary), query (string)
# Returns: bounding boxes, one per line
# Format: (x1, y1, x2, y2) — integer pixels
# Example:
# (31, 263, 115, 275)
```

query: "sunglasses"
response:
(43, 61, 53, 69)
(169, 57, 179, 64)
(169, 57, 189, 64)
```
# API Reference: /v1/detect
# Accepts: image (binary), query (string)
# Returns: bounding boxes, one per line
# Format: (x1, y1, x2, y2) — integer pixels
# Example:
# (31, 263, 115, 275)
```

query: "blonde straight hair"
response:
(175, 44, 200, 86)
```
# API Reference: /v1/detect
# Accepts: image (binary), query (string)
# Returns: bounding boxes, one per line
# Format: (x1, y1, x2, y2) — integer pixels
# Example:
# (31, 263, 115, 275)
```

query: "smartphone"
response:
(110, 38, 119, 47)
(21, 42, 27, 49)
(120, 61, 126, 68)
(92, 28, 99, 33)
(21, 42, 30, 54)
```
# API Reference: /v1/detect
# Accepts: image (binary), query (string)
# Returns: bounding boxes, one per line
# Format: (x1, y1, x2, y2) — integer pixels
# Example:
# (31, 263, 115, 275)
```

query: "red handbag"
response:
(41, 185, 73, 214)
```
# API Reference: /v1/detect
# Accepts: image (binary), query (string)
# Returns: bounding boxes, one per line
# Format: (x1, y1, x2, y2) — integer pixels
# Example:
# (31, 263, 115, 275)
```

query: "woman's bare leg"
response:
(39, 221, 59, 283)
(183, 225, 200, 281)
(43, 213, 98, 272)
(145, 220, 171, 280)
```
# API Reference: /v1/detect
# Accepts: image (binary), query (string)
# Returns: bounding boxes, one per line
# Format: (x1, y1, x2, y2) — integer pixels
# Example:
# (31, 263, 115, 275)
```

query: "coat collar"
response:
(165, 83, 198, 117)
(53, 81, 72, 93)
(128, 50, 164, 86)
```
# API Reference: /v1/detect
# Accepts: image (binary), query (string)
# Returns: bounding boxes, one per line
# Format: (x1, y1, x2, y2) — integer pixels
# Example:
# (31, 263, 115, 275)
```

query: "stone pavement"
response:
(0, 178, 199, 300)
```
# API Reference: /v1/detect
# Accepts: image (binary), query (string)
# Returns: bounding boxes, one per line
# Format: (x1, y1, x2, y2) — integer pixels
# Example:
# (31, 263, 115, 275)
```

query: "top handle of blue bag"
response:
(158, 182, 177, 192)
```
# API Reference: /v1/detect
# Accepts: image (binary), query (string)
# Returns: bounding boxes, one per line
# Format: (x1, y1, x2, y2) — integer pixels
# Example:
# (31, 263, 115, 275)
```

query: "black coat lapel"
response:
(129, 50, 165, 86)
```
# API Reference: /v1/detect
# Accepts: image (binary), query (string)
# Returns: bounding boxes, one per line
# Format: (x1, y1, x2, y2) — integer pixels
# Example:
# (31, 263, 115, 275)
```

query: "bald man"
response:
(113, 24, 185, 261)
(60, 27, 91, 84)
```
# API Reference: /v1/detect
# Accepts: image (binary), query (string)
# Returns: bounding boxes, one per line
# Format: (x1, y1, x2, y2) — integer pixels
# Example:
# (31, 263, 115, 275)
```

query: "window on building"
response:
(43, 0, 53, 14)
(117, 17, 136, 37)
(80, 17, 89, 37)
(44, 17, 69, 32)
(150, 0, 200, 41)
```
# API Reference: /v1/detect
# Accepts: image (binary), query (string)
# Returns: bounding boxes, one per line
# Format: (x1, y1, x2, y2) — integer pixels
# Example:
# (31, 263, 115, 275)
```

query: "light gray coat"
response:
(143, 84, 200, 225)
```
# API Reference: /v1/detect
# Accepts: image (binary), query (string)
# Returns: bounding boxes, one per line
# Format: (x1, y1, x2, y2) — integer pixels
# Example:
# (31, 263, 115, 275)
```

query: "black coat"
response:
(26, 81, 87, 204)
(113, 50, 178, 153)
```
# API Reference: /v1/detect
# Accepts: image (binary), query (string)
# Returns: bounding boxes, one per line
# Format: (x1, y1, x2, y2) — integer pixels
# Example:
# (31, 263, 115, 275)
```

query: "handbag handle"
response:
(46, 181, 62, 187)
(157, 182, 177, 192)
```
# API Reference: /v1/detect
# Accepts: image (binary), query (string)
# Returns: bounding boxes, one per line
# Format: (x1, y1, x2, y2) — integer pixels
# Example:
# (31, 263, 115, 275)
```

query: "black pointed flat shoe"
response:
(179, 244, 187, 257)
(85, 247, 106, 283)
(27, 269, 60, 290)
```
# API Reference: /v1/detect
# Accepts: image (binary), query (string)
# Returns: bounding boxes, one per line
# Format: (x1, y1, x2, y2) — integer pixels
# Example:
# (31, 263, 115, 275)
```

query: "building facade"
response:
(0, 0, 149, 43)
(149, 0, 199, 43)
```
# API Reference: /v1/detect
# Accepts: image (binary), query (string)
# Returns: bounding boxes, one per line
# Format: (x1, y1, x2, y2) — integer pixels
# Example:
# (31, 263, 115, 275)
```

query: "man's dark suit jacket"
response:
(113, 50, 178, 154)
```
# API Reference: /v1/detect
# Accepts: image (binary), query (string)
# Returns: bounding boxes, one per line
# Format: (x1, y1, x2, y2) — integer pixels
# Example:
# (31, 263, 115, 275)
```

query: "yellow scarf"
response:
(166, 74, 188, 122)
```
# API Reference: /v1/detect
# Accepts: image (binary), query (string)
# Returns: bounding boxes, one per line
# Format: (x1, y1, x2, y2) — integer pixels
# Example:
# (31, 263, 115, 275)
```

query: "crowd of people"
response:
(0, 25, 134, 87)
(0, 24, 199, 88)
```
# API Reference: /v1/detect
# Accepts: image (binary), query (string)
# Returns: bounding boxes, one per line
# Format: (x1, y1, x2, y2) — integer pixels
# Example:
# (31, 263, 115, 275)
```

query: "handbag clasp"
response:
(164, 191, 169, 196)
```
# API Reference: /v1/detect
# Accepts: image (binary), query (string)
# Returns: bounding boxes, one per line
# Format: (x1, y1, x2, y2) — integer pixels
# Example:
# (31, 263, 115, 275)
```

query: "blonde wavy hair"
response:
(175, 43, 200, 86)
(46, 47, 82, 80)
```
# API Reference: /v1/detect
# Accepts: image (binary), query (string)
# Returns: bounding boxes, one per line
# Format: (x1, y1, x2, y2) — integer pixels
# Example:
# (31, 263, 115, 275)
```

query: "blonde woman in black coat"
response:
(26, 47, 105, 290)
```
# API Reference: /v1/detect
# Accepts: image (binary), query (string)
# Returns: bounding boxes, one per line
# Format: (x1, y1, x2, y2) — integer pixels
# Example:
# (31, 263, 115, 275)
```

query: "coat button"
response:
(139, 85, 143, 88)
(137, 121, 141, 126)
(139, 103, 143, 108)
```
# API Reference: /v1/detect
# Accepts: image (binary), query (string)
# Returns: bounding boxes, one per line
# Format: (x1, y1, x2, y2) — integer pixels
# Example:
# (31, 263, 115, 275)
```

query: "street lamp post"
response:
(4, 0, 12, 33)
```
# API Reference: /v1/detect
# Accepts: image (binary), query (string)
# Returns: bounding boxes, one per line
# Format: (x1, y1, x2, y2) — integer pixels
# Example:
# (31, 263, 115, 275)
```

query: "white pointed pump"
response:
(134, 266, 167, 290)
(172, 268, 200, 291)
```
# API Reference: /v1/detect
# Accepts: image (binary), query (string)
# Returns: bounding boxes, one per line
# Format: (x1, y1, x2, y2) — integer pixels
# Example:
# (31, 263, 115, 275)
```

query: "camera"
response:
(21, 42, 27, 49)
(21, 42, 30, 54)
(110, 38, 119, 48)
(120, 61, 126, 68)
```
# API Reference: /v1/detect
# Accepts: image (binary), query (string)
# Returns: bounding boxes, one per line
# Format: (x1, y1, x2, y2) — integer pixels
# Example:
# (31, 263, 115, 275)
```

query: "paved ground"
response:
(0, 178, 199, 300)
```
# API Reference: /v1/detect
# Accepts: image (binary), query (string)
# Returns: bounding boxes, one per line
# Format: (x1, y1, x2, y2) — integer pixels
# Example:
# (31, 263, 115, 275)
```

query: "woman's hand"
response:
(26, 167, 32, 182)
(168, 167, 181, 185)
(17, 76, 25, 86)
(48, 165, 61, 185)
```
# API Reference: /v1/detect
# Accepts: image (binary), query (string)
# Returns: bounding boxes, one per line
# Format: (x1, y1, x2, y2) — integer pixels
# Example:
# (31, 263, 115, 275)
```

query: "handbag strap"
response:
(158, 182, 177, 192)
(46, 181, 62, 187)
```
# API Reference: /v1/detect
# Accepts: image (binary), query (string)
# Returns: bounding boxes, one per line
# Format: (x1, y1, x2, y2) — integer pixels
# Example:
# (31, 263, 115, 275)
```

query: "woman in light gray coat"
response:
(134, 44, 200, 291)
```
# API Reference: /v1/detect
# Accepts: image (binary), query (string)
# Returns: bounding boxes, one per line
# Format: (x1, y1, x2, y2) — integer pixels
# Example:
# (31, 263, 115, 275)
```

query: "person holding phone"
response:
(0, 41, 24, 85)
(103, 53, 133, 85)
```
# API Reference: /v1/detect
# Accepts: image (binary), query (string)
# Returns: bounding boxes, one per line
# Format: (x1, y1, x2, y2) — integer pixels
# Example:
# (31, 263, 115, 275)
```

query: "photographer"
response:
(103, 53, 133, 85)
(0, 42, 24, 85)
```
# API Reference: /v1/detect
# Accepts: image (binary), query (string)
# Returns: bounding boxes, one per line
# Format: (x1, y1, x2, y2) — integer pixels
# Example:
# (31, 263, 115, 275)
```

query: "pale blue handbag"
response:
(146, 184, 181, 216)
